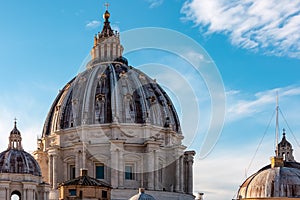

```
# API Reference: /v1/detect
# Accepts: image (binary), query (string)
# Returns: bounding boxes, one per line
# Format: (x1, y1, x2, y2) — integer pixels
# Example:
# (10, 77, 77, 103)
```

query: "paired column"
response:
(180, 156, 184, 192)
(184, 151, 196, 194)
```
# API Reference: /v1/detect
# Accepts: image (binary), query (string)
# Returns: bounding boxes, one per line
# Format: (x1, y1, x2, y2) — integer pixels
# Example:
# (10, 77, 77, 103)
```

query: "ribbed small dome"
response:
(0, 149, 41, 176)
(0, 121, 42, 176)
(42, 58, 181, 136)
(10, 126, 20, 135)
(238, 162, 300, 198)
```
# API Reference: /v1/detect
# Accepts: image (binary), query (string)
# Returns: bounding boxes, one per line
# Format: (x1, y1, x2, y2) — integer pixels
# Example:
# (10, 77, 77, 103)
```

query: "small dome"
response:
(238, 162, 300, 198)
(10, 121, 20, 135)
(129, 188, 156, 200)
(42, 62, 181, 136)
(0, 149, 41, 176)
(0, 121, 42, 176)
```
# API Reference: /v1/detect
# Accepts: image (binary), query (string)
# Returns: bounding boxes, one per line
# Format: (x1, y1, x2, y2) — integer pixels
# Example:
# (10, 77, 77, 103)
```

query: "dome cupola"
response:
(237, 131, 300, 199)
(0, 121, 42, 176)
(42, 7, 181, 137)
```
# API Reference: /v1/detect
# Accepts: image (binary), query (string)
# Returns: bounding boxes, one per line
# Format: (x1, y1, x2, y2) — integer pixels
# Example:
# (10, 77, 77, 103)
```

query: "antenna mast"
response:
(275, 92, 279, 157)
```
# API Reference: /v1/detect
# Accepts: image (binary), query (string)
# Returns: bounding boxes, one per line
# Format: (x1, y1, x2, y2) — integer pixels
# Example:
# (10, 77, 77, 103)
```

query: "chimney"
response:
(80, 168, 88, 176)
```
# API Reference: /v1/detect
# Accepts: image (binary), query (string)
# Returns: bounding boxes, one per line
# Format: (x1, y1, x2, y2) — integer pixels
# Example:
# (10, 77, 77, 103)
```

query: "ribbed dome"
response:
(10, 125, 21, 135)
(0, 149, 41, 176)
(0, 122, 42, 176)
(42, 58, 181, 136)
(238, 162, 300, 198)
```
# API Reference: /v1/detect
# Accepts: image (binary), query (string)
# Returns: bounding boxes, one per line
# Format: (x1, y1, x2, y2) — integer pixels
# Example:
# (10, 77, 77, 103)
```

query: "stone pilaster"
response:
(48, 155, 53, 187)
(147, 151, 154, 190)
(154, 150, 160, 190)
(118, 150, 124, 188)
(52, 154, 58, 189)
(175, 158, 180, 192)
(110, 139, 125, 188)
(75, 151, 79, 177)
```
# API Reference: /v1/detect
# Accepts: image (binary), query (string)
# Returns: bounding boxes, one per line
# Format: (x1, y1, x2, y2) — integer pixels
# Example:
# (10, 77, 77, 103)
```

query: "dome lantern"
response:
(276, 129, 295, 162)
(91, 4, 124, 64)
(8, 119, 23, 150)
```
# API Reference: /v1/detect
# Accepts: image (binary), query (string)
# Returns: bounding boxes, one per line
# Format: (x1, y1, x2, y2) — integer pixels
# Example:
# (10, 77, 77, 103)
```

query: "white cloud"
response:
(146, 0, 164, 8)
(86, 20, 101, 29)
(226, 85, 300, 122)
(181, 0, 300, 59)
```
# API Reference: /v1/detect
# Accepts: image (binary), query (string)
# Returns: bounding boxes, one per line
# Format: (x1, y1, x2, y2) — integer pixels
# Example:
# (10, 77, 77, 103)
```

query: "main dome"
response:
(42, 59, 181, 136)
(42, 9, 181, 137)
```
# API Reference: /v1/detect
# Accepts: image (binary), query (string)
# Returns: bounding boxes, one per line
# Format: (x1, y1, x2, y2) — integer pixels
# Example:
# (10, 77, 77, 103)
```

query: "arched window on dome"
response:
(61, 91, 74, 129)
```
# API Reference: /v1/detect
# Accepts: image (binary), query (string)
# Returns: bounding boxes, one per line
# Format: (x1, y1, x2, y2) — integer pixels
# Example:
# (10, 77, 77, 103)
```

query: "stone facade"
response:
(33, 124, 195, 200)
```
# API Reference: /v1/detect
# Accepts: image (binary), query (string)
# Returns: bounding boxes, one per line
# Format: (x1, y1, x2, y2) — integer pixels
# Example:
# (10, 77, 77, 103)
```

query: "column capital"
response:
(184, 150, 196, 163)
(48, 148, 59, 156)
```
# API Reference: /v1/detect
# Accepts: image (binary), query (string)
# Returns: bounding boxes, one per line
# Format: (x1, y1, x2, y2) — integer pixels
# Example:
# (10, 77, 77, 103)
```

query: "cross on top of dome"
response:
(105, 2, 110, 10)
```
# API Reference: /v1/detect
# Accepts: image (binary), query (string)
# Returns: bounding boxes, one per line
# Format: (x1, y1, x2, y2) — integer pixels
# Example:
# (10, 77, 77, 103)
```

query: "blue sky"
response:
(1, 1, 300, 199)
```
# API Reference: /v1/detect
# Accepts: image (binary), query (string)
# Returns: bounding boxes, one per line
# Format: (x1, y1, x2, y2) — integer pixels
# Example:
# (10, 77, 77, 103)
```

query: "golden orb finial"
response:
(103, 10, 110, 20)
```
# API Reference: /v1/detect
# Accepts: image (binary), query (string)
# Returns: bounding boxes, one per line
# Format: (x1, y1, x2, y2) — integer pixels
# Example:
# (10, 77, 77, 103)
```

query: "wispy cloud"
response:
(181, 0, 300, 59)
(146, 0, 164, 8)
(226, 85, 300, 122)
(86, 20, 101, 29)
